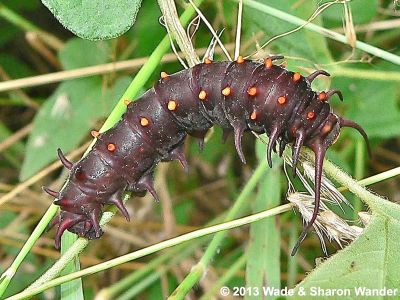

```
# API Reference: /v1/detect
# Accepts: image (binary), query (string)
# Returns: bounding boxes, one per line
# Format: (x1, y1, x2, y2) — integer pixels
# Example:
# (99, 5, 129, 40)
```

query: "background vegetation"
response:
(0, 0, 399, 299)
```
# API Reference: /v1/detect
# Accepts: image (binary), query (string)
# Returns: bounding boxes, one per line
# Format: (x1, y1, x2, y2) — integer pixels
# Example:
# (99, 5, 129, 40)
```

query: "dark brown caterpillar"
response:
(43, 56, 369, 253)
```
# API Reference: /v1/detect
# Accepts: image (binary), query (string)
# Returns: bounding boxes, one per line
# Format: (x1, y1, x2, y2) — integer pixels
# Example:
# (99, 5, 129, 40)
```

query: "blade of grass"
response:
(60, 233, 83, 300)
(0, 3, 63, 50)
(0, 205, 58, 297)
(245, 140, 282, 300)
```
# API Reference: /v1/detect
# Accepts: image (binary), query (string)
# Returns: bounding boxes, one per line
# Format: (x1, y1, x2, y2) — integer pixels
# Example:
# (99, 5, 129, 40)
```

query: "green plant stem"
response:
(167, 160, 268, 300)
(99, 236, 208, 299)
(6, 204, 292, 299)
(117, 271, 162, 300)
(117, 241, 204, 300)
(199, 254, 246, 300)
(301, 149, 392, 214)
(331, 68, 400, 81)
(240, 0, 400, 65)
(0, 4, 38, 31)
(101, 214, 228, 298)
(353, 139, 365, 215)
(98, 248, 176, 299)
(0, 4, 63, 50)
(338, 166, 400, 193)
(0, 205, 58, 297)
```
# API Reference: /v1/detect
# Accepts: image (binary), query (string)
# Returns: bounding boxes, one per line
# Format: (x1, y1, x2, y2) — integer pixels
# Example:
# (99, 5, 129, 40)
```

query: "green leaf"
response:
(294, 199, 400, 299)
(245, 139, 281, 300)
(59, 38, 112, 70)
(334, 76, 400, 138)
(20, 76, 131, 180)
(41, 0, 143, 40)
(242, 0, 332, 64)
(322, 0, 379, 25)
(60, 232, 84, 300)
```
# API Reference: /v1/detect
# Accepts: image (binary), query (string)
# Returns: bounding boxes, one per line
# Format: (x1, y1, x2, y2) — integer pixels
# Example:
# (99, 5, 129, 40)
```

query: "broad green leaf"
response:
(333, 76, 400, 138)
(245, 139, 281, 300)
(294, 198, 400, 299)
(41, 0, 143, 40)
(322, 0, 379, 26)
(58, 38, 112, 70)
(289, 0, 333, 65)
(60, 232, 84, 300)
(20, 76, 131, 180)
(242, 0, 332, 64)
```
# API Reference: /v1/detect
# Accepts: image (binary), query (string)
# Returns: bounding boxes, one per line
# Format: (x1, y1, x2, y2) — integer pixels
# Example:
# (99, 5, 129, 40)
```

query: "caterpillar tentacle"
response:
(44, 58, 370, 252)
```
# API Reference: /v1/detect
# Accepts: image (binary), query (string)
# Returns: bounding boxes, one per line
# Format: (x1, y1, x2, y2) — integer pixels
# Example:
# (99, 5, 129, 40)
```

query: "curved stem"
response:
(7, 204, 292, 300)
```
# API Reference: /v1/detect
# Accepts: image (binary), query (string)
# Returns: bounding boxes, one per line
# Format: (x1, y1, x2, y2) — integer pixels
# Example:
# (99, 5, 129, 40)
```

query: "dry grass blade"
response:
(0, 142, 89, 206)
(0, 124, 33, 153)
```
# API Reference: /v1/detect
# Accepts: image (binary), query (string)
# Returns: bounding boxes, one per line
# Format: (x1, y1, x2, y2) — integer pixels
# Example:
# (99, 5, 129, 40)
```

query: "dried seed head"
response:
(288, 192, 362, 254)
(301, 161, 352, 209)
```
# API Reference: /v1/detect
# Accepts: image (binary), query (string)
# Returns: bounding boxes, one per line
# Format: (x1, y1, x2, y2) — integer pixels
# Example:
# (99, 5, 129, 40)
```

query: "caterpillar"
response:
(43, 55, 369, 253)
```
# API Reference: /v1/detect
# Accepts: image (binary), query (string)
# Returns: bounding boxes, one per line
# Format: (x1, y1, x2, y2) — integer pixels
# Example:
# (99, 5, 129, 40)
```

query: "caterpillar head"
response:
(47, 202, 103, 249)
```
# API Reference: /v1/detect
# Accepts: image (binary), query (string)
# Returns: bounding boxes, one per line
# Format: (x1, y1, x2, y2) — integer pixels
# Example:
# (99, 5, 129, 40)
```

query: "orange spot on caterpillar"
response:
(160, 71, 169, 79)
(123, 99, 131, 106)
(247, 87, 257, 96)
(264, 58, 273, 69)
(204, 58, 212, 64)
(237, 56, 244, 64)
(307, 111, 315, 120)
(91, 130, 100, 138)
(107, 143, 116, 152)
(222, 87, 231, 96)
(250, 111, 257, 120)
(198, 90, 207, 100)
(140, 117, 149, 126)
(167, 100, 177, 111)
(293, 72, 301, 81)
(319, 91, 327, 101)
(277, 96, 286, 105)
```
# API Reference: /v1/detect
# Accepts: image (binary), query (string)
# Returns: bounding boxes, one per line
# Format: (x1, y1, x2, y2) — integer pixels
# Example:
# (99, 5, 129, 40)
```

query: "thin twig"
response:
(234, 0, 243, 60)
(0, 142, 89, 206)
(333, 18, 400, 33)
(0, 46, 234, 93)
(0, 67, 39, 109)
(188, 0, 232, 61)
(0, 124, 33, 154)
(158, 0, 200, 67)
